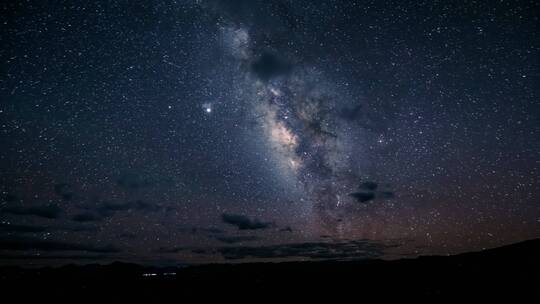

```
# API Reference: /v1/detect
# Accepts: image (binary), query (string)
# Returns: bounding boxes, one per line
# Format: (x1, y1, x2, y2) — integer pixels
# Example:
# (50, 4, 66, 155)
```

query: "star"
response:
(202, 103, 213, 114)
(0, 0, 536, 267)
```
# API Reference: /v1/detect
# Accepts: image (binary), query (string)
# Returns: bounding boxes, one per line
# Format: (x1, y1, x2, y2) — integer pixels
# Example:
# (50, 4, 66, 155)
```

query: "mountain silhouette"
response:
(1, 238, 538, 300)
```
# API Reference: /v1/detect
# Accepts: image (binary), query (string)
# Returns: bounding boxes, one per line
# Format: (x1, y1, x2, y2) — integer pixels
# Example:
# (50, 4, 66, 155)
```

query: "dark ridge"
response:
(0, 238, 538, 299)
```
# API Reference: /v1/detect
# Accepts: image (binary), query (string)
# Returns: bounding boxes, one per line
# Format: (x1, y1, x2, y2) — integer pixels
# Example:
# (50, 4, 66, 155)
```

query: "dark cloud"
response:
(157, 246, 185, 254)
(72, 212, 103, 222)
(0, 236, 120, 253)
(185, 227, 224, 234)
(62, 225, 99, 232)
(70, 200, 162, 222)
(0, 253, 111, 260)
(349, 192, 376, 203)
(222, 213, 273, 230)
(125, 200, 161, 212)
(280, 226, 293, 233)
(349, 181, 394, 203)
(0, 223, 47, 233)
(97, 200, 161, 216)
(250, 52, 292, 81)
(2, 204, 62, 219)
(359, 181, 378, 191)
(54, 183, 74, 201)
(214, 235, 260, 244)
(193, 240, 394, 260)
(0, 222, 96, 234)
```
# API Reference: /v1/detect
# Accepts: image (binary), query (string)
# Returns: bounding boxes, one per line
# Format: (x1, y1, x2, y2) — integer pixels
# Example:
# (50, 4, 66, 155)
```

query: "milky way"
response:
(0, 0, 538, 266)
(215, 10, 395, 237)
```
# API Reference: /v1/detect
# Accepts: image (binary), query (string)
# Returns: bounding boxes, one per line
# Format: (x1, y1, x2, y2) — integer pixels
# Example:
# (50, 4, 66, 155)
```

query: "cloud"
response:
(182, 227, 224, 234)
(0, 223, 47, 233)
(280, 226, 293, 233)
(0, 253, 111, 260)
(157, 246, 185, 254)
(2, 204, 62, 219)
(193, 240, 395, 260)
(359, 181, 378, 191)
(349, 192, 376, 203)
(62, 225, 99, 232)
(349, 181, 394, 204)
(70, 200, 162, 222)
(97, 200, 161, 216)
(0, 236, 119, 253)
(221, 213, 273, 230)
(54, 183, 74, 201)
(0, 222, 97, 234)
(71, 212, 103, 222)
(214, 235, 260, 244)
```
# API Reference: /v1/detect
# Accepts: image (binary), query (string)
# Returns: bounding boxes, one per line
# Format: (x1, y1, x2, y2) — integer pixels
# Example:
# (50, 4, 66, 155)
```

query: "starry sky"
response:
(1, 0, 539, 266)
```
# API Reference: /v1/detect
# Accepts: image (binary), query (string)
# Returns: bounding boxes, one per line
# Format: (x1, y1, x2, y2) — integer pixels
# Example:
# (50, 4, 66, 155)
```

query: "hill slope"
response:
(1, 238, 539, 299)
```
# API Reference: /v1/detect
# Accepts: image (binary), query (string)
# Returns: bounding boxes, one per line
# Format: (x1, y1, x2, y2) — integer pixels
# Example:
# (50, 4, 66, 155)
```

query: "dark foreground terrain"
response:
(1, 239, 539, 300)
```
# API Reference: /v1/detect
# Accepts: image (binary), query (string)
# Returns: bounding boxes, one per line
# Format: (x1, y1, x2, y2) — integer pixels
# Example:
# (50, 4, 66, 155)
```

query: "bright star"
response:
(202, 103, 213, 114)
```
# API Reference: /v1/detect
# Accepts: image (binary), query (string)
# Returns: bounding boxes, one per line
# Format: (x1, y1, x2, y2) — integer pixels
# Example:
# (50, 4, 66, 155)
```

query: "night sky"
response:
(1, 0, 538, 266)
